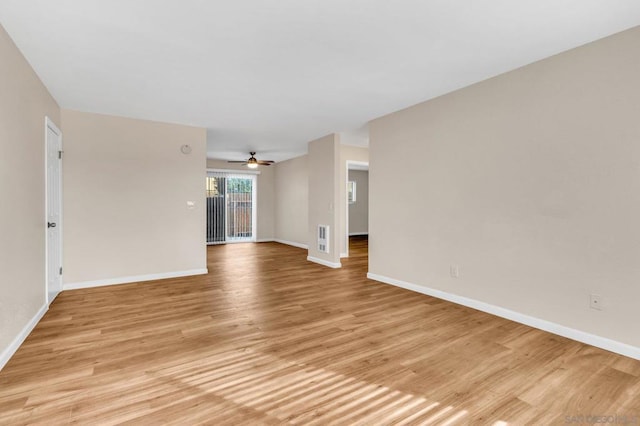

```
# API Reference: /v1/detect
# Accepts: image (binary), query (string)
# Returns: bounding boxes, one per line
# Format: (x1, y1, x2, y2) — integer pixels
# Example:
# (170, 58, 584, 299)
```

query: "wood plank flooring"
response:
(0, 236, 638, 424)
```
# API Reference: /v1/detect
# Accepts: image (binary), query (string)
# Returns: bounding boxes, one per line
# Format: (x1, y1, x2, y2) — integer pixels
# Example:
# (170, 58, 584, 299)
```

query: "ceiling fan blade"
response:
(228, 153, 274, 166)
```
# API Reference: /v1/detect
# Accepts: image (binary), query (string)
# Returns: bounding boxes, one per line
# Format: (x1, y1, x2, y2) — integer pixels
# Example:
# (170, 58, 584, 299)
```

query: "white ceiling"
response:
(2, 1, 640, 162)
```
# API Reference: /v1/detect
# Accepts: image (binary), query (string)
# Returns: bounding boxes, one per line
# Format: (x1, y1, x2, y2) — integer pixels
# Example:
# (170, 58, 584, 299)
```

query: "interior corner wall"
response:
(348, 170, 369, 235)
(0, 24, 60, 365)
(206, 159, 275, 241)
(308, 134, 340, 264)
(339, 145, 369, 256)
(61, 110, 207, 285)
(274, 155, 309, 246)
(369, 26, 640, 349)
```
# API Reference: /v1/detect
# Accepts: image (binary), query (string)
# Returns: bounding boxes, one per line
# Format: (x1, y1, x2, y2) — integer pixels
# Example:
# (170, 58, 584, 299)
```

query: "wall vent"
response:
(317, 225, 329, 253)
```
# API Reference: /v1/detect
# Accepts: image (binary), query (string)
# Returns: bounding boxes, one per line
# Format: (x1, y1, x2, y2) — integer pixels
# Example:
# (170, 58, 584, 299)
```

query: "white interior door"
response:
(46, 117, 63, 304)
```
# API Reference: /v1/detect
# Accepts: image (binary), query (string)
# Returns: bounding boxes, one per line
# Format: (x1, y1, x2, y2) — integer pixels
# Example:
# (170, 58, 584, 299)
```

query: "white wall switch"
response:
(450, 264, 460, 278)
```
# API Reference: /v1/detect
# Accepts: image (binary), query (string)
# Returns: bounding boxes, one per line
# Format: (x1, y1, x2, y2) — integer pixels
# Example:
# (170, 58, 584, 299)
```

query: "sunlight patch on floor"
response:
(151, 347, 471, 424)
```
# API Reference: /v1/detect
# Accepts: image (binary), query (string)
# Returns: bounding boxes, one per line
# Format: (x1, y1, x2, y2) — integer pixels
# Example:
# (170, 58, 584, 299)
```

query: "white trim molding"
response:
(275, 239, 309, 250)
(307, 256, 342, 269)
(0, 303, 48, 372)
(64, 268, 209, 291)
(340, 252, 348, 258)
(256, 238, 275, 243)
(367, 272, 640, 361)
(349, 232, 369, 236)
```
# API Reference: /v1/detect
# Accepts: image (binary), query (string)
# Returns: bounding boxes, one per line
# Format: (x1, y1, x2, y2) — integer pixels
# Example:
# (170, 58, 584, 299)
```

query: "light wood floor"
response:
(1, 237, 638, 425)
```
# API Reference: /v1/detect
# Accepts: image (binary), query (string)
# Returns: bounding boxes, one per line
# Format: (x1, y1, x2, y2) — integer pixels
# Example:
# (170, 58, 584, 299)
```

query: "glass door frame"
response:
(206, 169, 258, 245)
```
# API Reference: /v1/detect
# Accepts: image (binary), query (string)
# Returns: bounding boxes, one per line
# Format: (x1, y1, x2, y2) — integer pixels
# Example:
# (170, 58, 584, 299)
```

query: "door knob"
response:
(47, 222, 57, 228)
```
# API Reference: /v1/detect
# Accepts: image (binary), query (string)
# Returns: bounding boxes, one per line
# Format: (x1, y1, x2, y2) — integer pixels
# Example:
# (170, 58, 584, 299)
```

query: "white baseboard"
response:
(64, 268, 209, 291)
(340, 252, 348, 258)
(367, 272, 640, 361)
(256, 239, 275, 243)
(307, 256, 342, 269)
(0, 303, 48, 372)
(349, 232, 369, 236)
(275, 239, 309, 250)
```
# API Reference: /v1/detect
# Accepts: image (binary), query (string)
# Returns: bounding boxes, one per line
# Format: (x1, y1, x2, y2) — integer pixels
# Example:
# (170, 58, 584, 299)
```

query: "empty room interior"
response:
(1, 1, 640, 424)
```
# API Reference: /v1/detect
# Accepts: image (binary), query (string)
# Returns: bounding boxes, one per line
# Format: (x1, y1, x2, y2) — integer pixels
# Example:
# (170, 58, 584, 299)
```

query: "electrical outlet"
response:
(590, 294, 603, 310)
(450, 264, 460, 278)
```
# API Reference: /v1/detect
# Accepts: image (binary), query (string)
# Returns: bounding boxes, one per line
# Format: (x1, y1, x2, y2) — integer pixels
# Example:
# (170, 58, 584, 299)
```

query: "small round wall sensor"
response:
(180, 144, 192, 154)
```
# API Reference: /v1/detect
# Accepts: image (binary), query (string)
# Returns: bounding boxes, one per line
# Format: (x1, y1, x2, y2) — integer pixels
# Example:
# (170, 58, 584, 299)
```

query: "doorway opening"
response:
(345, 161, 369, 258)
(45, 117, 63, 304)
(206, 171, 257, 244)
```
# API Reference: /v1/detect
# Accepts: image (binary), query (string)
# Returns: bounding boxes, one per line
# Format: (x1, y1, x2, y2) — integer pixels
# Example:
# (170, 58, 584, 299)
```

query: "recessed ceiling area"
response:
(2, 1, 639, 161)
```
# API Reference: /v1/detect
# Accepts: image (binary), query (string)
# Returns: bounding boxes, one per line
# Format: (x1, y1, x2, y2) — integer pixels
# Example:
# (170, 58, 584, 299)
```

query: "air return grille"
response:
(317, 225, 329, 253)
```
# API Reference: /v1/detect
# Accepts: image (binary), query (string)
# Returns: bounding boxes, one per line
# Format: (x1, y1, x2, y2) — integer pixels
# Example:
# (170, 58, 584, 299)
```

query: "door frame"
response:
(344, 161, 369, 258)
(45, 116, 63, 305)
(222, 173, 257, 243)
(206, 168, 259, 244)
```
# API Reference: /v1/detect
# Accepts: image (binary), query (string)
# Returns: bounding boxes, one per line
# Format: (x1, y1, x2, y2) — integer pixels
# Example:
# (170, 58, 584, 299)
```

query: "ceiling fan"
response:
(228, 152, 275, 169)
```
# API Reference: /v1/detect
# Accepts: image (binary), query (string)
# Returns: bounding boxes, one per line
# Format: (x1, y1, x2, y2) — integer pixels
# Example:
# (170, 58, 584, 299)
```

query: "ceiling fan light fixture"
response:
(247, 154, 259, 168)
(228, 152, 273, 168)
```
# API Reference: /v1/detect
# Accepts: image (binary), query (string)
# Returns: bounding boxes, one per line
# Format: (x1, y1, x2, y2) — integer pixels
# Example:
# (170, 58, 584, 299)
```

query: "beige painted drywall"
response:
(274, 155, 309, 246)
(308, 134, 341, 264)
(348, 170, 369, 235)
(0, 24, 60, 359)
(339, 145, 369, 255)
(61, 110, 207, 284)
(369, 26, 640, 348)
(206, 159, 275, 241)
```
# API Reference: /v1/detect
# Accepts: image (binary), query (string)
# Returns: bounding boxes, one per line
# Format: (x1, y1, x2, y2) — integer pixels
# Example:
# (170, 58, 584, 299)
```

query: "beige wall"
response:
(339, 145, 369, 255)
(348, 170, 369, 235)
(62, 110, 207, 284)
(274, 155, 308, 246)
(308, 134, 341, 264)
(206, 159, 275, 241)
(0, 25, 60, 362)
(369, 27, 640, 348)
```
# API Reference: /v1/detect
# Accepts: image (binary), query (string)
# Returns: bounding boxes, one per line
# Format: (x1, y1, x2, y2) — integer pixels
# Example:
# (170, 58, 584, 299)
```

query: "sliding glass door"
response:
(206, 174, 226, 243)
(206, 172, 256, 244)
